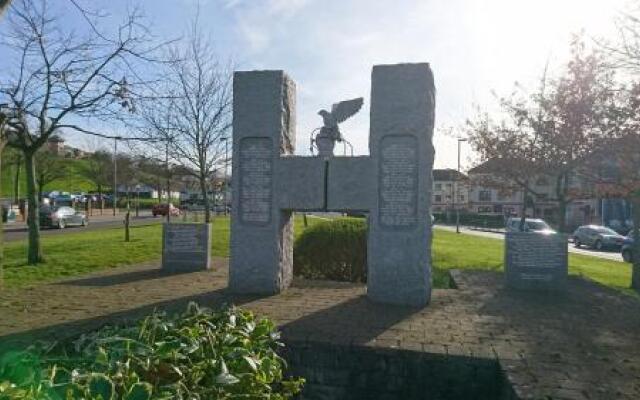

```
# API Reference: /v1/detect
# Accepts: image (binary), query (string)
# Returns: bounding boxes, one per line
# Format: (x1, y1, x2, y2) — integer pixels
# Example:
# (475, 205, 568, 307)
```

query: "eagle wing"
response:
(330, 97, 364, 124)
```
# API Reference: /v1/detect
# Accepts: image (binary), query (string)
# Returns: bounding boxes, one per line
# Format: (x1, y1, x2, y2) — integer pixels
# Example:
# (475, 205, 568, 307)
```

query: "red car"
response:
(152, 203, 181, 217)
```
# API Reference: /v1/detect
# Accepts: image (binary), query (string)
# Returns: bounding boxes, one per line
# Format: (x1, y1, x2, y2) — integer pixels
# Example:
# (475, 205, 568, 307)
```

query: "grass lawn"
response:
(432, 228, 634, 295)
(0, 216, 323, 288)
(0, 217, 634, 297)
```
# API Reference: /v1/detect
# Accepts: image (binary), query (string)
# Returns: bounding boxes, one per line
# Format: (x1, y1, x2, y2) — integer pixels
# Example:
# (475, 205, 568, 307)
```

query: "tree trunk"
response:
(519, 186, 528, 231)
(199, 175, 211, 223)
(13, 158, 20, 205)
(37, 173, 43, 203)
(555, 173, 569, 233)
(0, 141, 5, 286)
(24, 151, 42, 264)
(631, 197, 640, 291)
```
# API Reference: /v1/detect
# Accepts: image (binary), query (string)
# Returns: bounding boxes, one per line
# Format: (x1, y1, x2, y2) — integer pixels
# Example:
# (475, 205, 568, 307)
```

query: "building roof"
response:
(433, 168, 468, 181)
(467, 158, 503, 174)
(48, 135, 65, 143)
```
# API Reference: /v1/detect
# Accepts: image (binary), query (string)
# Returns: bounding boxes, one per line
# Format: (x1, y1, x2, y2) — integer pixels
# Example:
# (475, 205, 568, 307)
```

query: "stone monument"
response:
(505, 232, 568, 290)
(162, 223, 212, 272)
(230, 63, 435, 307)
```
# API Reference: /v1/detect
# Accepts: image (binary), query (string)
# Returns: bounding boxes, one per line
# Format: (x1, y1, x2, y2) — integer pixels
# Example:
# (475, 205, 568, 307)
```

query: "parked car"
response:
(152, 203, 181, 217)
(505, 218, 556, 234)
(622, 232, 634, 263)
(573, 225, 626, 250)
(39, 205, 87, 229)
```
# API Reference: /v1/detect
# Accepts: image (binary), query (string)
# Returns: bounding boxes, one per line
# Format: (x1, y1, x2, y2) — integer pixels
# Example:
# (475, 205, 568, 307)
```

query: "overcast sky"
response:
(1, 0, 631, 170)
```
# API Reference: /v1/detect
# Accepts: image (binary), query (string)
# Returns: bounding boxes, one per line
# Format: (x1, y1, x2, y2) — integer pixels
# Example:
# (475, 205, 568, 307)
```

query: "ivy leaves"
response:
(0, 303, 304, 399)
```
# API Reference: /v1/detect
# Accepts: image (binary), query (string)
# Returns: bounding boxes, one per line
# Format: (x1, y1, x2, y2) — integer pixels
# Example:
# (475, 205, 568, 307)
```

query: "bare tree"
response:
(0, 0, 10, 18)
(139, 20, 232, 224)
(0, 0, 160, 264)
(77, 149, 112, 212)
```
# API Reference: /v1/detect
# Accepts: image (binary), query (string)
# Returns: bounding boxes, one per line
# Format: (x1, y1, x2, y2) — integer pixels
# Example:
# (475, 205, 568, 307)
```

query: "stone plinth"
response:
(505, 232, 568, 291)
(229, 70, 296, 294)
(161, 223, 211, 272)
(367, 63, 436, 307)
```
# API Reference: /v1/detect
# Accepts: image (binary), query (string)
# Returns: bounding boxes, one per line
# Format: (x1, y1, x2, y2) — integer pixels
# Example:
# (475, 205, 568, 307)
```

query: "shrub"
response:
(294, 217, 367, 282)
(0, 303, 304, 399)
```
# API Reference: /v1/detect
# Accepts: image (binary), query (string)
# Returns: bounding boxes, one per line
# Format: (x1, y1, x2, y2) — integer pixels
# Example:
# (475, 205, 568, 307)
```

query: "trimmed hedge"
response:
(433, 212, 505, 229)
(294, 217, 367, 283)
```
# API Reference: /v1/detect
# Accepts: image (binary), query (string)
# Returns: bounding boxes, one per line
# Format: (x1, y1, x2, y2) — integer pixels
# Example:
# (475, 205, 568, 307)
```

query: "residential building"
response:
(431, 169, 469, 213)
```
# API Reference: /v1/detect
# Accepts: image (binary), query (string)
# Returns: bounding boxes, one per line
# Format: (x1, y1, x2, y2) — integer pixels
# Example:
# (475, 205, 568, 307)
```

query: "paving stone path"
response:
(1, 259, 639, 399)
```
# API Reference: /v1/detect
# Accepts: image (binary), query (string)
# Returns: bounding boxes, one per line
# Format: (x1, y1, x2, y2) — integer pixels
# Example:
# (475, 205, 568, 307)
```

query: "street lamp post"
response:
(165, 137, 171, 224)
(221, 138, 229, 215)
(112, 137, 122, 216)
(456, 138, 468, 234)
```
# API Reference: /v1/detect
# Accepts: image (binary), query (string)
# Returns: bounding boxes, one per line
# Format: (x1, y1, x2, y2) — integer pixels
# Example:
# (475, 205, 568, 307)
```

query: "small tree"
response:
(536, 39, 620, 232)
(466, 74, 550, 230)
(582, 83, 640, 290)
(34, 148, 67, 201)
(470, 39, 620, 233)
(78, 150, 112, 199)
(0, 0, 158, 264)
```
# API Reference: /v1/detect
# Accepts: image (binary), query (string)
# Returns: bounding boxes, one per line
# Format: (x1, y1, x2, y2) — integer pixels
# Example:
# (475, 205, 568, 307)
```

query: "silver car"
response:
(573, 225, 625, 250)
(39, 205, 88, 229)
(505, 218, 556, 234)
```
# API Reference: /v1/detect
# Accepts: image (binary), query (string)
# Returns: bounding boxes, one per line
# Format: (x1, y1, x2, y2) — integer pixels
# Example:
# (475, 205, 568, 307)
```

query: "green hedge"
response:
(0, 303, 304, 399)
(294, 217, 367, 283)
(433, 212, 505, 229)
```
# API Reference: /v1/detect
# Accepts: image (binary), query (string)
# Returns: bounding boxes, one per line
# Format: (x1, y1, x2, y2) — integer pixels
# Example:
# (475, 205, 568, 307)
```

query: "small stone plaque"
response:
(505, 232, 568, 291)
(162, 223, 211, 272)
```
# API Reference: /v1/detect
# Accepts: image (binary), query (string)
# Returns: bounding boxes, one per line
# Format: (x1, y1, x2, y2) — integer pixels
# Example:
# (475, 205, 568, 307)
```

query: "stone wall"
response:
(282, 341, 516, 400)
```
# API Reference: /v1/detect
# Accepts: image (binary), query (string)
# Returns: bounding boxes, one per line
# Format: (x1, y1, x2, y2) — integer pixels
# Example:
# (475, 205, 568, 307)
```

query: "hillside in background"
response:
(1, 157, 96, 200)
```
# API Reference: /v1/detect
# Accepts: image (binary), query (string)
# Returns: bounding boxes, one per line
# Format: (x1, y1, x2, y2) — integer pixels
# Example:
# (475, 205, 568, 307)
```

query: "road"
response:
(436, 225, 625, 262)
(2, 212, 163, 242)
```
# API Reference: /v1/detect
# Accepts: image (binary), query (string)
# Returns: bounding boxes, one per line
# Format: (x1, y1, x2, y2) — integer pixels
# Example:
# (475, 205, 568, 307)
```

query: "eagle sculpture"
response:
(317, 97, 364, 142)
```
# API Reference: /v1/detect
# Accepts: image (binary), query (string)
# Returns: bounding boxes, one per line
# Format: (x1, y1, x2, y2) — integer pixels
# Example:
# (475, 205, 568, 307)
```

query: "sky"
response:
(0, 0, 632, 170)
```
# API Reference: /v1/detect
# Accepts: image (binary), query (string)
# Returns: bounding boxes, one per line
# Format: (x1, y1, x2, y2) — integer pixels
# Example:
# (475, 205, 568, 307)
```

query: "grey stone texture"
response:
(367, 63, 436, 307)
(229, 70, 296, 294)
(505, 232, 568, 291)
(275, 156, 325, 210)
(326, 156, 374, 211)
(230, 63, 435, 307)
(161, 223, 211, 272)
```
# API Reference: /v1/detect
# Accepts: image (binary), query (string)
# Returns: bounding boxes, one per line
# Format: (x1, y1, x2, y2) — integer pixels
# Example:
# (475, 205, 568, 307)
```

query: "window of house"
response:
(435, 183, 442, 190)
(434, 195, 442, 203)
(536, 177, 549, 186)
(458, 195, 465, 202)
(479, 190, 492, 201)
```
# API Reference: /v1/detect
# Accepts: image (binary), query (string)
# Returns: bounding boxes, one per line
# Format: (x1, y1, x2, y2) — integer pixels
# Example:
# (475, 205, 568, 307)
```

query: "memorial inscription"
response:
(239, 137, 273, 225)
(166, 225, 204, 252)
(162, 223, 211, 271)
(378, 135, 418, 228)
(505, 232, 568, 290)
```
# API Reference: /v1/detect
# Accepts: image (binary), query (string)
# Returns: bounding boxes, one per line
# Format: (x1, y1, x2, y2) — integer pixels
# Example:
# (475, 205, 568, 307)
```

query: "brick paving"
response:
(0, 259, 639, 399)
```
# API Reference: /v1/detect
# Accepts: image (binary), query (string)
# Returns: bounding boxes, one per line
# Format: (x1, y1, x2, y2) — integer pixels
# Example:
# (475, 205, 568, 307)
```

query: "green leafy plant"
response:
(294, 217, 367, 282)
(0, 303, 304, 399)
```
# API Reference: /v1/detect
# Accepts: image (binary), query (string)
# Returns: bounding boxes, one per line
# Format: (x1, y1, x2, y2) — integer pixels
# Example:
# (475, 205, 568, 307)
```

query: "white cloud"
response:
(225, 0, 626, 168)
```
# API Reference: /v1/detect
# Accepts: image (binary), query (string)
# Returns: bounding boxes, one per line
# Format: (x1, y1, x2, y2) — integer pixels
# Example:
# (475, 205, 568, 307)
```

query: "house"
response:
(117, 184, 180, 200)
(466, 157, 631, 231)
(431, 169, 469, 213)
(47, 135, 65, 155)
